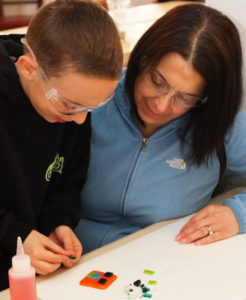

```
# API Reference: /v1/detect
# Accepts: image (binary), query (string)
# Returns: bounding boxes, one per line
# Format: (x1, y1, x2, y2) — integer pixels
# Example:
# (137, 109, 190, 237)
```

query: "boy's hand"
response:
(49, 225, 82, 268)
(23, 230, 70, 275)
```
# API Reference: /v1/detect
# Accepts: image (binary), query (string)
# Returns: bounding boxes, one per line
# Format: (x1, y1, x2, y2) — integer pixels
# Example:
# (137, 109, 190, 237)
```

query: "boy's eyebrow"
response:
(62, 97, 82, 106)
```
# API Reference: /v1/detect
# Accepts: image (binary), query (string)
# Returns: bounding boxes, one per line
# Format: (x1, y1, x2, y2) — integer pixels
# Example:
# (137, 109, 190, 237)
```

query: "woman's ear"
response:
(17, 55, 38, 80)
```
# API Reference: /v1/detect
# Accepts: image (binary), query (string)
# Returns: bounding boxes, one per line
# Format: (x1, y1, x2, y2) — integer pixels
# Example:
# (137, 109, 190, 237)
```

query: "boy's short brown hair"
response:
(26, 0, 123, 78)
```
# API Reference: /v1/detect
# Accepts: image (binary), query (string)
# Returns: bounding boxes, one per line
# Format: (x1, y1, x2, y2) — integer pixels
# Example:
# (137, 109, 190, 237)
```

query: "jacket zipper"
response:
(121, 137, 148, 215)
(141, 137, 147, 150)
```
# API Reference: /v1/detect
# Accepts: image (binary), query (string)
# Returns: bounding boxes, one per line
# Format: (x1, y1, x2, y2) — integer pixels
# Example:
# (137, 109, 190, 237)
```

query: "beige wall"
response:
(3, 0, 151, 17)
(207, 0, 246, 110)
(2, 0, 51, 17)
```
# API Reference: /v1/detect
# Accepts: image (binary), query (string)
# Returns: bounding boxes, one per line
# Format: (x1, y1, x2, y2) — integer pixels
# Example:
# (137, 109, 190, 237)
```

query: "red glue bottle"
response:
(8, 236, 37, 300)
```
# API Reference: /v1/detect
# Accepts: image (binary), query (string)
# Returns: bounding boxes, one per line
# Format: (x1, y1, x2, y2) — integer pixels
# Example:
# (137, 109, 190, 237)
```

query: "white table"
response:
(0, 187, 245, 299)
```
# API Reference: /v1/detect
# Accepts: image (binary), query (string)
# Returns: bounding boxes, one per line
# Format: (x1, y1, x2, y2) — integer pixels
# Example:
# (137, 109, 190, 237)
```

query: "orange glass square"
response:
(80, 270, 117, 290)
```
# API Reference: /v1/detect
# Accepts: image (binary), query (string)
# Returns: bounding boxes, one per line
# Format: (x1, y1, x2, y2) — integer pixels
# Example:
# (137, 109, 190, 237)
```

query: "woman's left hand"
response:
(175, 204, 240, 246)
(49, 225, 82, 268)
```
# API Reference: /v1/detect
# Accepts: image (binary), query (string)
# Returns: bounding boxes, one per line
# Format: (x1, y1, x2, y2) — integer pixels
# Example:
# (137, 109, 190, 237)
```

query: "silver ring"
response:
(206, 225, 214, 236)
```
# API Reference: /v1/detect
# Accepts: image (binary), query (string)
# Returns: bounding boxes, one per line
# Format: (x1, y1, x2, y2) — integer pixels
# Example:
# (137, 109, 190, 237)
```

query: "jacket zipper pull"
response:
(141, 137, 147, 150)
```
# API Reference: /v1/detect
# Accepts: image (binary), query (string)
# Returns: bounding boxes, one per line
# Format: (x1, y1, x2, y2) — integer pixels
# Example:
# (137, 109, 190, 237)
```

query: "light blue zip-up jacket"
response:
(76, 70, 246, 253)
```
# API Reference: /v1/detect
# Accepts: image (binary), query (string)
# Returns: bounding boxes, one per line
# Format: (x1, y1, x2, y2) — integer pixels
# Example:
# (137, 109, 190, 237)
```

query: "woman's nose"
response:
(154, 91, 174, 111)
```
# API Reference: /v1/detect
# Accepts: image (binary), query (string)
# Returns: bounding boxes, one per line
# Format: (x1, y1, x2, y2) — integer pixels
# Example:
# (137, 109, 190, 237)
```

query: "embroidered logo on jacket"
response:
(45, 154, 64, 182)
(166, 158, 187, 170)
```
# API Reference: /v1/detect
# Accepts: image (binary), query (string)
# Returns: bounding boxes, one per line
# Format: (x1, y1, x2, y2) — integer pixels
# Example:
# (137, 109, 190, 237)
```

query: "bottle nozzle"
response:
(12, 236, 31, 272)
(16, 236, 25, 256)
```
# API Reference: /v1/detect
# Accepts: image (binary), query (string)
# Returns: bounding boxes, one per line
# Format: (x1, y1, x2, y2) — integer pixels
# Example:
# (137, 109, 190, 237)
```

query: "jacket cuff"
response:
(223, 197, 246, 233)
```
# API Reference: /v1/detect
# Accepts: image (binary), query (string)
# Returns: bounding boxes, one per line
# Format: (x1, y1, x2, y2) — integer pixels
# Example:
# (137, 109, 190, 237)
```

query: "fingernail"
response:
(180, 238, 187, 243)
(175, 235, 181, 241)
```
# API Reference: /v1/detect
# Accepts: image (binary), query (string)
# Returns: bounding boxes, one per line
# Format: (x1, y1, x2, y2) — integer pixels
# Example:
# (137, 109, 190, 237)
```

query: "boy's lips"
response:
(55, 115, 66, 123)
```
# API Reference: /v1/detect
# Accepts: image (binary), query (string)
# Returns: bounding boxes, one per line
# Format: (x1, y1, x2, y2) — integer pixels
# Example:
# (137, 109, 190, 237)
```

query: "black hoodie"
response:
(0, 34, 91, 290)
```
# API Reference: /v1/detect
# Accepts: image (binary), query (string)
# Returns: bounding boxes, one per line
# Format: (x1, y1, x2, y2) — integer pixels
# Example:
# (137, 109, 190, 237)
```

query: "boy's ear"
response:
(17, 54, 38, 80)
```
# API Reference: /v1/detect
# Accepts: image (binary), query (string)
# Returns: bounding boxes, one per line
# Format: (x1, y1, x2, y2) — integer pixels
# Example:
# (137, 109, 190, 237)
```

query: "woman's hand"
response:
(48, 225, 82, 268)
(23, 230, 70, 275)
(175, 204, 240, 246)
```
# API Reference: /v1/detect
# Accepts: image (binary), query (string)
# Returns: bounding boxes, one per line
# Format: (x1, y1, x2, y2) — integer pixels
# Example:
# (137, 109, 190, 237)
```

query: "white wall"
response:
(206, 0, 246, 110)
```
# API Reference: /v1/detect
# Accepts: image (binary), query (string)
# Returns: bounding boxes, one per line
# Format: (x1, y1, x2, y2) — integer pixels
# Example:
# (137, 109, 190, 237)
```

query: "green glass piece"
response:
(142, 286, 151, 290)
(143, 293, 152, 298)
(143, 270, 155, 275)
(87, 271, 96, 278)
(148, 280, 157, 285)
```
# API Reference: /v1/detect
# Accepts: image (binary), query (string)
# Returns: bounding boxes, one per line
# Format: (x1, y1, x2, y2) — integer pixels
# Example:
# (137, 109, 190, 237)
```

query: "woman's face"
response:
(134, 52, 206, 133)
(23, 66, 118, 124)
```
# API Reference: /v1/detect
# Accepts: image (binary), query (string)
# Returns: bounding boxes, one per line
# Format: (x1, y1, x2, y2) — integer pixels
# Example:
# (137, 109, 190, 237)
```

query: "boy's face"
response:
(17, 55, 118, 124)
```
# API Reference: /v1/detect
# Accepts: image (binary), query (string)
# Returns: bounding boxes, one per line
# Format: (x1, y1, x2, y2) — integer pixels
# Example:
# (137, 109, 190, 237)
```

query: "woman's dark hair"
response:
(25, 0, 123, 79)
(125, 4, 242, 167)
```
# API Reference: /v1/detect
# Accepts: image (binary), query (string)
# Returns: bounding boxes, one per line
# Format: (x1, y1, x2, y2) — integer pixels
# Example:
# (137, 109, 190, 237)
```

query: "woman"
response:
(0, 0, 122, 290)
(76, 4, 246, 253)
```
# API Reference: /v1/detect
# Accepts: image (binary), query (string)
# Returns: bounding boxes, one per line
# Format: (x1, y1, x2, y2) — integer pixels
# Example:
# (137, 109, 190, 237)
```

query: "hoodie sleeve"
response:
(38, 115, 91, 235)
(0, 119, 35, 257)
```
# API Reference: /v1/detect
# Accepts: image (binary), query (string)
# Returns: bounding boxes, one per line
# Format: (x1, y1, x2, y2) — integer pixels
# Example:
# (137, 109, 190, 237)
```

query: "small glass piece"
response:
(87, 271, 96, 278)
(143, 270, 155, 275)
(91, 273, 101, 279)
(147, 280, 157, 285)
(133, 279, 141, 287)
(143, 293, 152, 298)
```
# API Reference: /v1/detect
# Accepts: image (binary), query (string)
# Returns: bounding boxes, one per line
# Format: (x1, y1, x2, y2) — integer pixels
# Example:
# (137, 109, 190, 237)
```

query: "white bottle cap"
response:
(12, 237, 31, 273)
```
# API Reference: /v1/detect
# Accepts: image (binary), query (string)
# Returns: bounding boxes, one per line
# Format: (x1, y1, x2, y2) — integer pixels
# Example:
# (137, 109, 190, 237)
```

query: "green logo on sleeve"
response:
(45, 154, 64, 182)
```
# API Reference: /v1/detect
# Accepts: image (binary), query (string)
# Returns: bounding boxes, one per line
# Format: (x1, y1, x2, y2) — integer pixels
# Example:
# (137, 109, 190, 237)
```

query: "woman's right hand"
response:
(23, 230, 71, 275)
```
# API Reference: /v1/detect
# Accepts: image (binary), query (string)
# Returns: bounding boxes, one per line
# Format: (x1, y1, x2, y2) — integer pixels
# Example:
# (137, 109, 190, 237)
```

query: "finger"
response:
(34, 248, 69, 264)
(178, 205, 220, 234)
(48, 232, 60, 245)
(71, 235, 82, 258)
(33, 260, 61, 275)
(44, 238, 70, 256)
(64, 237, 82, 267)
(179, 208, 210, 232)
(195, 231, 224, 246)
(63, 231, 82, 255)
(63, 261, 74, 268)
(73, 242, 82, 259)
(61, 234, 74, 254)
(177, 226, 210, 244)
(176, 216, 215, 240)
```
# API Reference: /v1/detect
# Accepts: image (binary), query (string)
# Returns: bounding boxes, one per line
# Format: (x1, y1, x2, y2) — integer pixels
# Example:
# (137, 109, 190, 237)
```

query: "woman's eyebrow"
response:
(154, 69, 168, 83)
(154, 69, 167, 82)
(155, 69, 202, 98)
